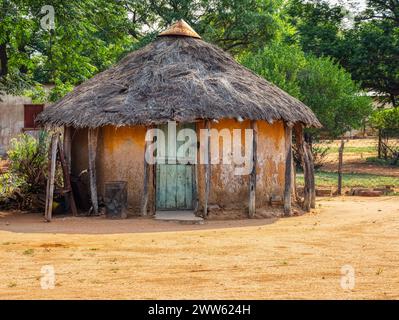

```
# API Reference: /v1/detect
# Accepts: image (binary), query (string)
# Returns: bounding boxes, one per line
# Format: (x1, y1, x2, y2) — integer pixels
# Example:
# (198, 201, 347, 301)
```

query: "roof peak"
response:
(158, 19, 201, 39)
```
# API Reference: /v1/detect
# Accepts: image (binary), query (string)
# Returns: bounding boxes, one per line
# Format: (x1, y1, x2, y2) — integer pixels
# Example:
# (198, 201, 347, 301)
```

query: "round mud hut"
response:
(37, 20, 320, 221)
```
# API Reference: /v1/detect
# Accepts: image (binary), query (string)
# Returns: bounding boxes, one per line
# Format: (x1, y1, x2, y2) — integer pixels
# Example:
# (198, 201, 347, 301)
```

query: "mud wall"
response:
(71, 120, 286, 213)
(0, 95, 31, 156)
(197, 119, 286, 210)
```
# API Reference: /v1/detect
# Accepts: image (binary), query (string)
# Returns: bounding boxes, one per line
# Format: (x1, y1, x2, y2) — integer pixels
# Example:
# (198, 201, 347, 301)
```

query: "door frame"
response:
(155, 122, 198, 211)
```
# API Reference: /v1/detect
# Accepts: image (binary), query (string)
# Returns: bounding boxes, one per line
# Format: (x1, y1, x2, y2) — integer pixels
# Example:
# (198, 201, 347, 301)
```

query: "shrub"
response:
(7, 131, 50, 193)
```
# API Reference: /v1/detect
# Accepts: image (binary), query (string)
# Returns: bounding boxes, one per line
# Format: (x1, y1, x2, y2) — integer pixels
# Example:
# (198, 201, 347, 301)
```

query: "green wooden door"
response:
(156, 123, 195, 210)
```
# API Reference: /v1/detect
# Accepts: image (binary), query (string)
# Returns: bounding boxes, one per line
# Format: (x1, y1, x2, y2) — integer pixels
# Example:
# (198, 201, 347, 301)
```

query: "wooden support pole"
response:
(88, 128, 99, 215)
(337, 139, 345, 195)
(292, 158, 298, 202)
(63, 126, 72, 174)
(248, 120, 257, 218)
(204, 120, 211, 217)
(44, 134, 58, 222)
(284, 123, 293, 216)
(142, 127, 151, 216)
(305, 142, 316, 209)
(193, 124, 199, 214)
(151, 163, 156, 216)
(58, 135, 77, 216)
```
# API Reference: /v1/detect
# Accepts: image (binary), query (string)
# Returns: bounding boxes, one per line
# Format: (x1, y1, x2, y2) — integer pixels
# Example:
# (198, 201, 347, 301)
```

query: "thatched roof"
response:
(37, 20, 321, 128)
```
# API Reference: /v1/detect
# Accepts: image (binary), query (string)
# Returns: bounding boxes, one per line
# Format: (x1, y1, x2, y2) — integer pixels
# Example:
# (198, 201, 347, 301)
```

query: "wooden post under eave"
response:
(305, 142, 316, 208)
(58, 135, 77, 216)
(44, 134, 58, 222)
(204, 120, 211, 217)
(151, 162, 156, 215)
(63, 126, 72, 175)
(88, 128, 99, 215)
(248, 120, 257, 218)
(142, 131, 150, 216)
(284, 123, 293, 216)
(142, 126, 155, 216)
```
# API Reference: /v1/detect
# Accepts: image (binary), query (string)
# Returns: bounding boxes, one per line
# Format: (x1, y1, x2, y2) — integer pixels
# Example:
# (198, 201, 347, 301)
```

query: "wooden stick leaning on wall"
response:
(204, 119, 211, 217)
(44, 133, 58, 222)
(283, 123, 293, 216)
(88, 128, 99, 215)
(248, 120, 257, 218)
(57, 135, 78, 216)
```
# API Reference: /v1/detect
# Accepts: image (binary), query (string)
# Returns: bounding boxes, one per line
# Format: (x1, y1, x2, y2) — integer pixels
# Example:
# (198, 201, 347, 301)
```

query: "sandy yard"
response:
(0, 196, 398, 300)
(318, 138, 399, 177)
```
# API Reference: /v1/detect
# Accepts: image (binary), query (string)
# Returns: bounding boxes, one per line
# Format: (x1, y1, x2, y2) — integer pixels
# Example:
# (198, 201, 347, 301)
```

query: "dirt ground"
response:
(319, 138, 399, 177)
(0, 196, 398, 300)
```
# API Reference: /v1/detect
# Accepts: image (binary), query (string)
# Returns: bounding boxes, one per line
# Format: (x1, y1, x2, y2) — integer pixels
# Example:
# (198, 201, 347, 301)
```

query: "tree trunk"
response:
(0, 44, 8, 77)
(283, 123, 293, 216)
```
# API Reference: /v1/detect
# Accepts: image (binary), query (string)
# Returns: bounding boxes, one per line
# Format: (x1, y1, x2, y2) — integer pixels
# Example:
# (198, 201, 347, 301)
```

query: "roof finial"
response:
(159, 19, 201, 39)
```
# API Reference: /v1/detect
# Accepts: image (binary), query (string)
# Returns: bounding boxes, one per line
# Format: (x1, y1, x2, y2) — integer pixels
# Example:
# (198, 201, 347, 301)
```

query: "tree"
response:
(359, 0, 399, 26)
(125, 0, 291, 54)
(343, 21, 399, 107)
(285, 0, 346, 59)
(0, 0, 291, 99)
(340, 0, 399, 106)
(239, 41, 306, 98)
(299, 55, 372, 138)
(0, 0, 136, 99)
(241, 41, 372, 138)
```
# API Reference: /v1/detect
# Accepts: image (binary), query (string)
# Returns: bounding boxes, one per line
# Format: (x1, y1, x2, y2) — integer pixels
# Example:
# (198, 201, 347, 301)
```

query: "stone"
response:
(316, 188, 332, 197)
(357, 190, 383, 197)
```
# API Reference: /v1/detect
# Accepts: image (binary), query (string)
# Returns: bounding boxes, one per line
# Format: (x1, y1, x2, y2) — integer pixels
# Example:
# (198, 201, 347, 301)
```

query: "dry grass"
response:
(317, 138, 399, 178)
(0, 196, 398, 300)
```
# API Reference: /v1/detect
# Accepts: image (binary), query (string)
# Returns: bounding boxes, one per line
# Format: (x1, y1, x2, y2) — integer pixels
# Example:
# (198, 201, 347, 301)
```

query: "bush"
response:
(0, 132, 52, 210)
(7, 132, 50, 193)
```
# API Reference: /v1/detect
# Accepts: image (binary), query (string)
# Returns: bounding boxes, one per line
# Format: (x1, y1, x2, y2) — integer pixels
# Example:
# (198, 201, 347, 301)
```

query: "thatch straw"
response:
(37, 35, 321, 128)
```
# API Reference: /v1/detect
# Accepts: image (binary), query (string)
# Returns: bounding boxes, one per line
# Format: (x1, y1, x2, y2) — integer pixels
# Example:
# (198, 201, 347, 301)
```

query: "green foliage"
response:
(370, 108, 399, 130)
(239, 41, 306, 98)
(285, 0, 346, 59)
(0, 172, 26, 202)
(7, 131, 49, 193)
(1, 0, 291, 100)
(366, 156, 399, 167)
(342, 20, 399, 105)
(285, 0, 399, 105)
(0, 0, 134, 97)
(297, 171, 399, 188)
(299, 55, 372, 137)
(241, 41, 373, 138)
(197, 0, 292, 53)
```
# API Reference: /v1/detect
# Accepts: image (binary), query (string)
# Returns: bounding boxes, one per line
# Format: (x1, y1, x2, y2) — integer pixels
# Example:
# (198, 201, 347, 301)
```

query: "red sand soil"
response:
(0, 196, 398, 299)
(318, 138, 399, 177)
